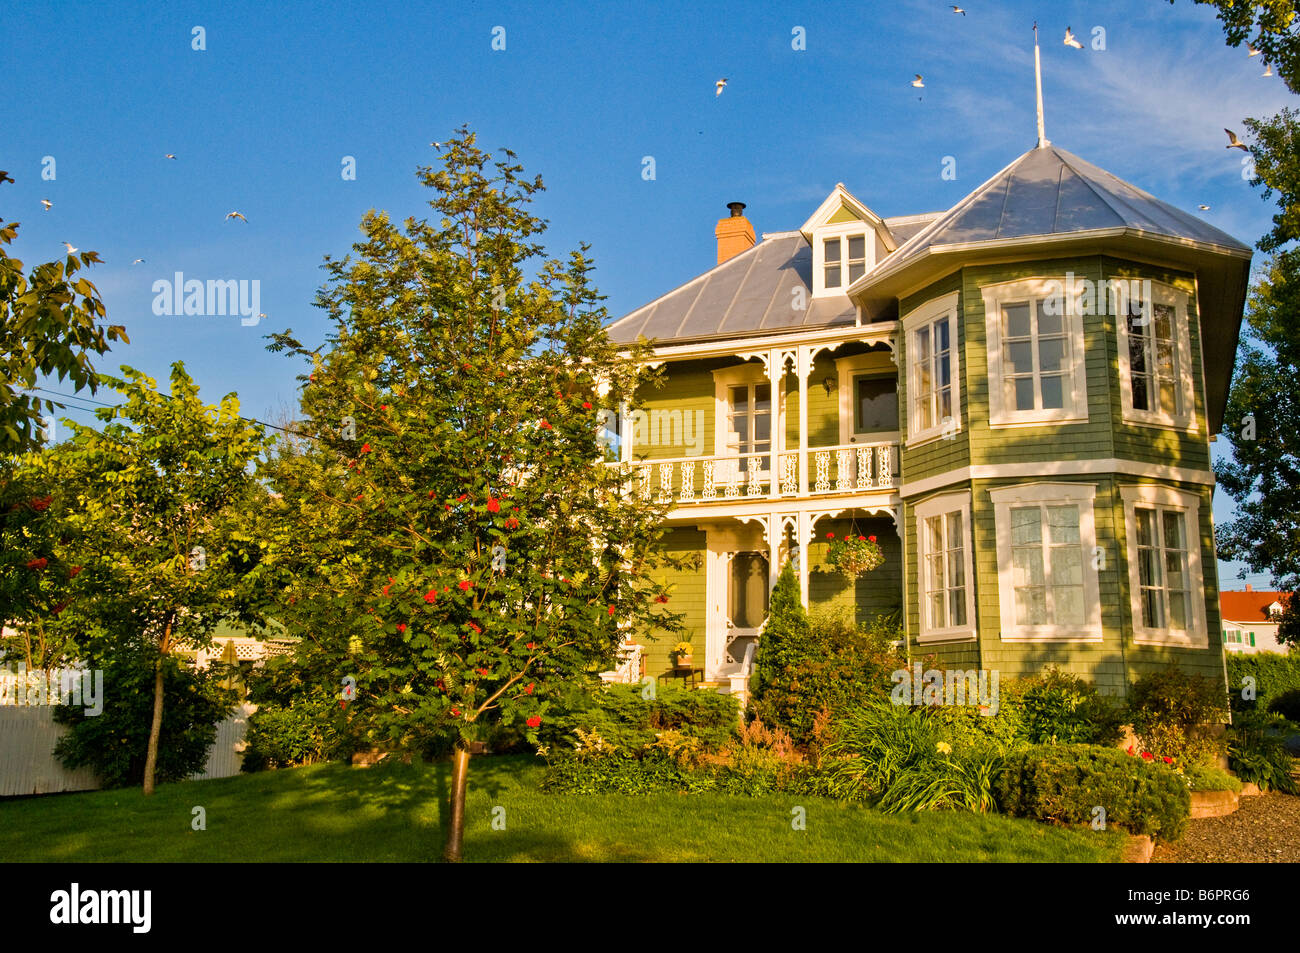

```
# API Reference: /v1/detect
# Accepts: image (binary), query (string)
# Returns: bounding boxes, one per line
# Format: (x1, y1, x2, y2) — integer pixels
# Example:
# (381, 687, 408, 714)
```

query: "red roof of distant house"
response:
(1220, 591, 1288, 623)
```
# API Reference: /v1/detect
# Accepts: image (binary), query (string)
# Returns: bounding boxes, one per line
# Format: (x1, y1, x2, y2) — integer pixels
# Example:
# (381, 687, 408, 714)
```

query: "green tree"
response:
(0, 171, 127, 453)
(749, 560, 809, 703)
(52, 362, 270, 794)
(1191, 5, 1300, 589)
(0, 450, 88, 671)
(259, 127, 683, 861)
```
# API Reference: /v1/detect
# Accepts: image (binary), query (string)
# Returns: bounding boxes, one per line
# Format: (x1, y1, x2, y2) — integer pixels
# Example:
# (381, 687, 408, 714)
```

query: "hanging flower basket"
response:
(826, 532, 884, 577)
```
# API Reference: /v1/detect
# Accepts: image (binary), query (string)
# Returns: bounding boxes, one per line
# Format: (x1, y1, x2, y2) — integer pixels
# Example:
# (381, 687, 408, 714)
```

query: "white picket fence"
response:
(0, 702, 256, 797)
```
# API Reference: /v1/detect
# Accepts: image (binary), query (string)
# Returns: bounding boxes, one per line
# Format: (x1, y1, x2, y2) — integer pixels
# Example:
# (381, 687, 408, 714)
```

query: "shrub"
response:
(1267, 688, 1300, 723)
(919, 669, 1119, 754)
(53, 648, 235, 789)
(1227, 711, 1299, 793)
(1225, 651, 1300, 713)
(750, 600, 902, 747)
(1181, 764, 1242, 793)
(995, 745, 1190, 841)
(541, 682, 738, 755)
(748, 560, 811, 702)
(1127, 667, 1229, 767)
(708, 719, 811, 796)
(541, 719, 810, 796)
(241, 654, 363, 770)
(541, 750, 717, 795)
(816, 698, 1003, 812)
(1017, 668, 1124, 746)
(242, 696, 349, 771)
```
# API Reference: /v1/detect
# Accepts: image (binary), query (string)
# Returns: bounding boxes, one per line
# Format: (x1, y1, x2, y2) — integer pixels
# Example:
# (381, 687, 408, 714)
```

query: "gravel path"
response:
(1152, 792, 1300, 863)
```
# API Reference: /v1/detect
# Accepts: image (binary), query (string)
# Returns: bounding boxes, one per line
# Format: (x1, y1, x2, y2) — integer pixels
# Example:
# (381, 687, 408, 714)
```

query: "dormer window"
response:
(800, 185, 892, 297)
(822, 234, 866, 290)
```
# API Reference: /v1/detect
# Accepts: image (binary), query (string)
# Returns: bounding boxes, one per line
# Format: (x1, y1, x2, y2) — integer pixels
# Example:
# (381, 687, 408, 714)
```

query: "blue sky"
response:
(6, 0, 1293, 589)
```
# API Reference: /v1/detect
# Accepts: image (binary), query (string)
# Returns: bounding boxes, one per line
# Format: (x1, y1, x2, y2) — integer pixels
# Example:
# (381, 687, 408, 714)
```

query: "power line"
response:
(28, 387, 313, 439)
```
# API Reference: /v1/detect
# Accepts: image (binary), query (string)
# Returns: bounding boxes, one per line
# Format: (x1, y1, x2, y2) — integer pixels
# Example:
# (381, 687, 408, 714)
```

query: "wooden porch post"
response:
(797, 511, 810, 608)
(798, 347, 810, 496)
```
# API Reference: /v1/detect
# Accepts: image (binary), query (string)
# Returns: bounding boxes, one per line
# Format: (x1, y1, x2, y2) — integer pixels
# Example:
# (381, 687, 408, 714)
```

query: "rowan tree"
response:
(261, 127, 685, 861)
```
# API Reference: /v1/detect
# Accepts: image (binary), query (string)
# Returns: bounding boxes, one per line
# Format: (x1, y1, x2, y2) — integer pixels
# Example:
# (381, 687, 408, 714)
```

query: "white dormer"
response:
(800, 184, 896, 297)
(1268, 600, 1285, 621)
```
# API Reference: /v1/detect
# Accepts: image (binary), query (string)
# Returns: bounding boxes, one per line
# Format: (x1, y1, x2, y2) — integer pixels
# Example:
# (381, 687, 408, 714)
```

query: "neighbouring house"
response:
(604, 134, 1251, 700)
(1220, 587, 1291, 655)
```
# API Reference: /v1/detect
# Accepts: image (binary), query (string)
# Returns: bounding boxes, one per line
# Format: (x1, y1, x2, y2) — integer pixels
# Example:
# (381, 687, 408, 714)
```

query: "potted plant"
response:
(671, 641, 694, 670)
(826, 532, 884, 578)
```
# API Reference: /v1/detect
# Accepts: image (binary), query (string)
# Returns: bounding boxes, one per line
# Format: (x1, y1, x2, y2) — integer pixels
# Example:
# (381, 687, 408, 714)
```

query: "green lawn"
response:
(0, 755, 1127, 862)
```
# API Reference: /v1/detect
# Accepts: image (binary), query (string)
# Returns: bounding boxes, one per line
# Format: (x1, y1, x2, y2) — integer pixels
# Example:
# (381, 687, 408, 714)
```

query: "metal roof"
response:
(605, 232, 855, 344)
(862, 144, 1251, 287)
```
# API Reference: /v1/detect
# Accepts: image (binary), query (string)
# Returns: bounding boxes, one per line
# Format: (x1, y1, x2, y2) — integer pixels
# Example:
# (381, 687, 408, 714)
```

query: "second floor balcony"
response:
(626, 439, 898, 507)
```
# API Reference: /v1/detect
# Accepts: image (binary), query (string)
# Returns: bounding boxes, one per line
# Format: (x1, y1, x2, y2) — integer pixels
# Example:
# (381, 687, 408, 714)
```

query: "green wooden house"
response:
(605, 138, 1251, 700)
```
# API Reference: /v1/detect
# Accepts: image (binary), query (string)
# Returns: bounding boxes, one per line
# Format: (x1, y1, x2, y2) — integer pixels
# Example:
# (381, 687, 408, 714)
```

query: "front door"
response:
(712, 551, 768, 677)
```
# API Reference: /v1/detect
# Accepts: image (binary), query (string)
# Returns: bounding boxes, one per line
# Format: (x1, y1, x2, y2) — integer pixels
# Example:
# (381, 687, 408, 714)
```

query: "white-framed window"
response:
(712, 363, 779, 482)
(1225, 628, 1241, 644)
(1120, 484, 1208, 646)
(833, 351, 899, 444)
(1115, 280, 1196, 431)
(813, 223, 873, 296)
(981, 277, 1089, 428)
(990, 483, 1102, 641)
(902, 291, 960, 446)
(914, 491, 977, 642)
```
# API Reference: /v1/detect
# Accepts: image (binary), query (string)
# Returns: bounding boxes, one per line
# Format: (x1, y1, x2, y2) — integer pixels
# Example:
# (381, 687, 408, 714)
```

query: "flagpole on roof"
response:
(1033, 21, 1049, 148)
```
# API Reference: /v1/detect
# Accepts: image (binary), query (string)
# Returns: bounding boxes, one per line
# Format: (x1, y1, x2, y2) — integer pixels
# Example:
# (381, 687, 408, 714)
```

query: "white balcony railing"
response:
(626, 441, 897, 506)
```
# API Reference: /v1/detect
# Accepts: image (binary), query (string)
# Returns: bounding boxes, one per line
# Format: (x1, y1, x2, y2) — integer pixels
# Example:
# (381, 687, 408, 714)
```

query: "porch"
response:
(603, 507, 902, 697)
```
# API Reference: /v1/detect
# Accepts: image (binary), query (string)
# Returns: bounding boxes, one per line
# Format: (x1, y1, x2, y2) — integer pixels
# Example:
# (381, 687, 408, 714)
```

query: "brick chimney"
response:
(715, 202, 755, 265)
(1245, 582, 1253, 592)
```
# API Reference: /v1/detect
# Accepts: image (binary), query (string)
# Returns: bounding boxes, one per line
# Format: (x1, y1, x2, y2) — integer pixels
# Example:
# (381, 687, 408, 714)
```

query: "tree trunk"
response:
(142, 654, 165, 796)
(442, 744, 471, 862)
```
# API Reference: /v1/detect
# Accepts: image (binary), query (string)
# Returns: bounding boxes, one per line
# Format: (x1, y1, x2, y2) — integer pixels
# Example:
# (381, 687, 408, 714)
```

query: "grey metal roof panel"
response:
(876, 144, 1251, 281)
(607, 233, 823, 344)
(883, 213, 943, 245)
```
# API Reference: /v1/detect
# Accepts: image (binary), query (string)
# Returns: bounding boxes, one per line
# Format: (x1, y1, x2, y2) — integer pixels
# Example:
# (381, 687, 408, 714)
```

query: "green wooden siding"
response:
(642, 527, 707, 676)
(808, 516, 902, 625)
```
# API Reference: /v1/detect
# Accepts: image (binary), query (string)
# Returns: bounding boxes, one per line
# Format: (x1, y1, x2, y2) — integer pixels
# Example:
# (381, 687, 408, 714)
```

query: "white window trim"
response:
(981, 277, 1090, 428)
(990, 482, 1103, 642)
(833, 352, 900, 445)
(902, 291, 961, 447)
(813, 221, 873, 297)
(1120, 484, 1208, 647)
(914, 490, 977, 643)
(1115, 280, 1198, 433)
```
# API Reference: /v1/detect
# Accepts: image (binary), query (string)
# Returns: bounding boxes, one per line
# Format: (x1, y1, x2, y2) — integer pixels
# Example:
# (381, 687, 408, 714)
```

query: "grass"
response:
(0, 755, 1128, 862)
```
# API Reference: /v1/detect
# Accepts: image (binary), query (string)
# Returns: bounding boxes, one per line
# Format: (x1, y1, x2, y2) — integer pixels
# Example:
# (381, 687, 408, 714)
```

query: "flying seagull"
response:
(715, 78, 727, 96)
(1248, 44, 1260, 57)
(430, 141, 441, 148)
(1224, 128, 1249, 151)
(950, 5, 966, 14)
(132, 258, 145, 264)
(62, 242, 78, 254)
(225, 211, 248, 223)
(40, 199, 52, 210)
(1263, 62, 1274, 77)
(1064, 27, 1083, 49)
(164, 153, 177, 160)
(1198, 204, 1210, 211)
(912, 74, 924, 87)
